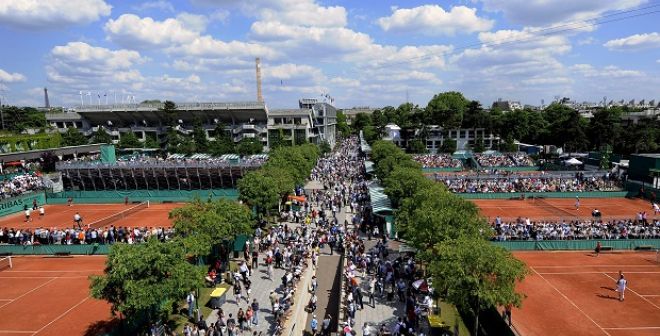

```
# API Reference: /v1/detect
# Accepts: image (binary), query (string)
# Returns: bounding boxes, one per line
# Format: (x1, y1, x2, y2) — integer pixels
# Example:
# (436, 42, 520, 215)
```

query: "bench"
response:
(634, 245, 654, 251)
(600, 246, 613, 251)
(0, 252, 13, 257)
(53, 251, 72, 257)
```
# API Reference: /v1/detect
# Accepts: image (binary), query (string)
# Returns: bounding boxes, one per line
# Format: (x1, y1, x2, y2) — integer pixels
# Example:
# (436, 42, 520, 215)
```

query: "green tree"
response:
(352, 112, 372, 131)
(440, 139, 456, 153)
(61, 127, 88, 146)
(426, 92, 469, 128)
(237, 170, 281, 217)
(407, 139, 427, 154)
(160, 100, 178, 127)
(383, 166, 434, 208)
(429, 238, 528, 336)
(319, 141, 331, 155)
(209, 124, 235, 155)
(90, 240, 204, 332)
(362, 125, 380, 144)
(192, 126, 209, 153)
(91, 127, 113, 144)
(618, 118, 660, 154)
(170, 198, 254, 256)
(396, 184, 488, 249)
(588, 108, 622, 150)
(164, 128, 182, 153)
(144, 134, 160, 149)
(336, 111, 351, 137)
(473, 137, 485, 153)
(236, 138, 263, 156)
(119, 132, 142, 148)
(1, 106, 48, 132)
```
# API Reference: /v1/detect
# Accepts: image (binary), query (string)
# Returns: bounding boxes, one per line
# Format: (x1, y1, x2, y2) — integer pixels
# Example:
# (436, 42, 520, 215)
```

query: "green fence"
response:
(45, 189, 239, 204)
(0, 192, 46, 217)
(492, 239, 660, 251)
(421, 167, 462, 173)
(459, 191, 630, 199)
(0, 244, 110, 255)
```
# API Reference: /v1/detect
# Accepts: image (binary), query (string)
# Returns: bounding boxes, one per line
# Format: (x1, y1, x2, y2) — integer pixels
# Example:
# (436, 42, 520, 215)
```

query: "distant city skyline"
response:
(0, 0, 659, 109)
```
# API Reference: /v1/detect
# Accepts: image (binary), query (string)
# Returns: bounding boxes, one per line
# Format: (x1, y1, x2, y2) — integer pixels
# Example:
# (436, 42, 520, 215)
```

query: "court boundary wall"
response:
(45, 189, 238, 204)
(459, 191, 629, 199)
(492, 239, 660, 250)
(0, 192, 46, 217)
(0, 244, 110, 255)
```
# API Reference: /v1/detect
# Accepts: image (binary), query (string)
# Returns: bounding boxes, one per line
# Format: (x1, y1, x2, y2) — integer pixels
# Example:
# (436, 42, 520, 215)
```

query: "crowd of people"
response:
(411, 154, 462, 169)
(439, 174, 622, 193)
(0, 173, 44, 199)
(491, 215, 660, 241)
(475, 153, 535, 167)
(57, 154, 268, 168)
(0, 225, 174, 245)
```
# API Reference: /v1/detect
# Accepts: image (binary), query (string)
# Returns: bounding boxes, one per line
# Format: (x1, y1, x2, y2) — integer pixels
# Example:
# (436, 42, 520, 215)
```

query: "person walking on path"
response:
(321, 314, 331, 336)
(269, 290, 279, 313)
(310, 315, 319, 336)
(250, 299, 259, 327)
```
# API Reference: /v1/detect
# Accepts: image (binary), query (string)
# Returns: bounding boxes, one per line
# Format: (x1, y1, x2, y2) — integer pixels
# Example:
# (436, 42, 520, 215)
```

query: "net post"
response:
(147, 200, 150, 208)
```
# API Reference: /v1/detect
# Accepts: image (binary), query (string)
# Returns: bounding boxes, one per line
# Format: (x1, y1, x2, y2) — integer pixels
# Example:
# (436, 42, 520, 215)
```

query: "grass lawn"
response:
(439, 301, 470, 336)
(170, 286, 220, 333)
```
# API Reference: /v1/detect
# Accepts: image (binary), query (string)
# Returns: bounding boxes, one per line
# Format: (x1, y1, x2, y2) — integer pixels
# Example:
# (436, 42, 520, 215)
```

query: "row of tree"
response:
(369, 140, 527, 335)
(347, 92, 659, 154)
(237, 143, 321, 218)
(90, 196, 255, 332)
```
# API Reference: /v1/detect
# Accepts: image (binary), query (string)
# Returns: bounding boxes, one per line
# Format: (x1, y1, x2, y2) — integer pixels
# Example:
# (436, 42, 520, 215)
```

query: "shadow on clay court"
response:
(596, 293, 619, 301)
(83, 318, 121, 336)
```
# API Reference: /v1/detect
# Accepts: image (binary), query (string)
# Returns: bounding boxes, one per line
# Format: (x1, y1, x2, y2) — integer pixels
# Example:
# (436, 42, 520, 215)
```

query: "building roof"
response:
(368, 181, 392, 216)
(268, 109, 312, 116)
(634, 153, 660, 159)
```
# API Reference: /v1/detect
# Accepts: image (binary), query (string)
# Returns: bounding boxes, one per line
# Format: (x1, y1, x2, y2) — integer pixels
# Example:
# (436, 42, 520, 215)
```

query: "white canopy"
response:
(564, 158, 582, 165)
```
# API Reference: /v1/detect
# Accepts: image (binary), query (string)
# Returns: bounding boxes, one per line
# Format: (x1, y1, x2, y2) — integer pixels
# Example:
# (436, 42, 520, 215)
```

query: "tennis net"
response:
(0, 256, 12, 271)
(88, 201, 150, 229)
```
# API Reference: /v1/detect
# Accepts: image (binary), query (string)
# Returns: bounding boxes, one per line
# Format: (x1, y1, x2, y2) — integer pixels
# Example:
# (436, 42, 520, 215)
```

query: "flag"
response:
(281, 80, 283, 86)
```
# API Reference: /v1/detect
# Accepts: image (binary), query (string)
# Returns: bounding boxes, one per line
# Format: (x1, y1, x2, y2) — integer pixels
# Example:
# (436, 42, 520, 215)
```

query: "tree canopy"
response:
(61, 127, 88, 146)
(170, 198, 253, 256)
(90, 239, 204, 331)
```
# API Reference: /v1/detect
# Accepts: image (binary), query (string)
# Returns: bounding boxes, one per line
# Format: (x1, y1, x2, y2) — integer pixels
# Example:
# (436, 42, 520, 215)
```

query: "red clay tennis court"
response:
(0, 202, 181, 229)
(512, 251, 660, 336)
(0, 255, 115, 336)
(473, 197, 655, 222)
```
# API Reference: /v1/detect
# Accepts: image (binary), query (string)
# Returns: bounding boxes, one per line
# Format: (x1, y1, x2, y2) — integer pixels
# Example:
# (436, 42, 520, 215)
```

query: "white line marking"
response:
(603, 327, 660, 330)
(602, 273, 660, 311)
(0, 331, 37, 334)
(534, 265, 658, 268)
(532, 267, 611, 336)
(641, 295, 660, 297)
(538, 271, 660, 275)
(32, 296, 90, 335)
(0, 278, 56, 307)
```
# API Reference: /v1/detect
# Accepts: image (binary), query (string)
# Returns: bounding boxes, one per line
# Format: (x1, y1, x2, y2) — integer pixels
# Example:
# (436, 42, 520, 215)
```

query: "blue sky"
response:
(0, 0, 659, 109)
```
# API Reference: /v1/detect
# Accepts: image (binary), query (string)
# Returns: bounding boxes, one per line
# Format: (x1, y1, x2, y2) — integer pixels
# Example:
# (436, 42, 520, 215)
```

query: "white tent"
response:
(564, 158, 582, 165)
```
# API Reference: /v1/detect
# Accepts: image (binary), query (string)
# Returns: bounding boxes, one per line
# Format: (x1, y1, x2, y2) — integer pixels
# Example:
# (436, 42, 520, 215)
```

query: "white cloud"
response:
(570, 64, 644, 78)
(168, 35, 278, 59)
(480, 0, 645, 27)
(0, 69, 26, 83)
(377, 5, 493, 36)
(603, 32, 660, 51)
(191, 0, 346, 27)
(47, 42, 145, 86)
(132, 1, 174, 13)
(176, 12, 209, 33)
(105, 14, 200, 48)
(0, 0, 111, 29)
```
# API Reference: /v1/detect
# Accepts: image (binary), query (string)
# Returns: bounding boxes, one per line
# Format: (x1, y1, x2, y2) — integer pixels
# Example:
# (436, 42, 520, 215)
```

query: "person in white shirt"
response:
(24, 208, 32, 222)
(38, 206, 45, 219)
(73, 212, 82, 229)
(616, 272, 627, 302)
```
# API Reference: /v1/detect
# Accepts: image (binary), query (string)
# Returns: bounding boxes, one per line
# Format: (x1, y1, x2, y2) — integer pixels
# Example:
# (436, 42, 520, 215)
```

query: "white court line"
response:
(0, 277, 56, 309)
(603, 327, 660, 330)
(602, 273, 660, 311)
(641, 295, 660, 297)
(538, 271, 660, 275)
(32, 296, 90, 335)
(534, 265, 658, 268)
(532, 267, 611, 336)
(0, 331, 37, 334)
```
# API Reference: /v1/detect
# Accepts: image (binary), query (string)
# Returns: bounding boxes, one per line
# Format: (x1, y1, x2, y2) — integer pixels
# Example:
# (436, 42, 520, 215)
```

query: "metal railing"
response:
(55, 160, 264, 170)
(74, 101, 266, 112)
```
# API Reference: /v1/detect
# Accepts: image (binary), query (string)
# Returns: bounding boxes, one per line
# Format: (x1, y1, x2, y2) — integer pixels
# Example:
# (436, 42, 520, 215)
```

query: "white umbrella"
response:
(564, 158, 582, 165)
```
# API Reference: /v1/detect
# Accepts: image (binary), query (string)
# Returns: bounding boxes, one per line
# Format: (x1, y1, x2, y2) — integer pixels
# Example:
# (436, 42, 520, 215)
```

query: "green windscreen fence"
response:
(493, 239, 660, 251)
(46, 189, 239, 204)
(100, 144, 116, 163)
(0, 244, 110, 255)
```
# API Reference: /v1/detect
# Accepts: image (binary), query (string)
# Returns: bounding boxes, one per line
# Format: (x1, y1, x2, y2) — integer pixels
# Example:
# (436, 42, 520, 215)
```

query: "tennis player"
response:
(616, 272, 627, 301)
(575, 196, 580, 210)
(653, 202, 660, 215)
(38, 206, 45, 220)
(24, 208, 32, 222)
(73, 212, 83, 229)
